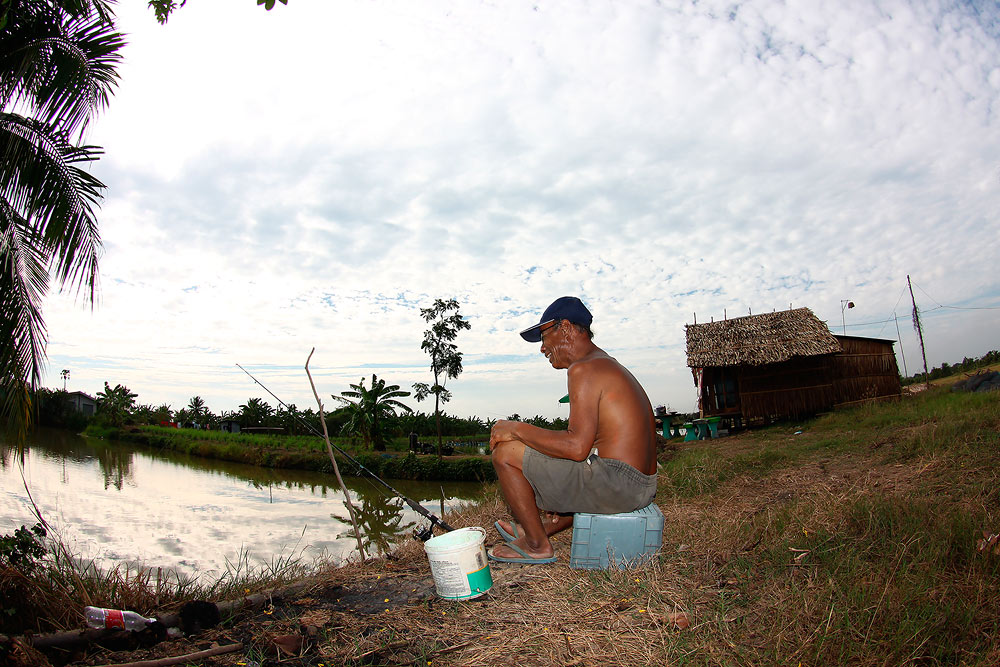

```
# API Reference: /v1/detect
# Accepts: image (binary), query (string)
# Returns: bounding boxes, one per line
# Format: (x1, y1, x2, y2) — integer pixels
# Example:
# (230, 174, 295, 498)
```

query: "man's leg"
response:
(491, 441, 554, 559)
(496, 511, 573, 541)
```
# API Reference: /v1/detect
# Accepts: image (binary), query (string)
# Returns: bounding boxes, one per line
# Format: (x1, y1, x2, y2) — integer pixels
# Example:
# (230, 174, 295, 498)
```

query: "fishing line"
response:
(235, 363, 455, 538)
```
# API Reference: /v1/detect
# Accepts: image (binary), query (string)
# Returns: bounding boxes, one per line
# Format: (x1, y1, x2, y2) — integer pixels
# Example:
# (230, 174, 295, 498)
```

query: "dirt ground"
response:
(23, 527, 585, 667)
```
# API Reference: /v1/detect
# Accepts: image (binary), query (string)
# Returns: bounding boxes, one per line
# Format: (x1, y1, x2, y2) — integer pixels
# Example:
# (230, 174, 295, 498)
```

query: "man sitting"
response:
(489, 296, 658, 563)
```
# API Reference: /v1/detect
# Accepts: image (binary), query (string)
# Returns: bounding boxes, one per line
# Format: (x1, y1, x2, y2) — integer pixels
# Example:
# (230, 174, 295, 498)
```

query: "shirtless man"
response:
(488, 296, 658, 563)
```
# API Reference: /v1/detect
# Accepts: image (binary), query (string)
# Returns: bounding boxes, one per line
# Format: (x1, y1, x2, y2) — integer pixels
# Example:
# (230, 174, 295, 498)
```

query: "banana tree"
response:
(334, 374, 412, 451)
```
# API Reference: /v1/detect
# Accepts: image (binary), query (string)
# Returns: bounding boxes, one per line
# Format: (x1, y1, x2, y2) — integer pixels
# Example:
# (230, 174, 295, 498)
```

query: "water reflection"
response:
(1, 429, 486, 579)
(333, 489, 417, 557)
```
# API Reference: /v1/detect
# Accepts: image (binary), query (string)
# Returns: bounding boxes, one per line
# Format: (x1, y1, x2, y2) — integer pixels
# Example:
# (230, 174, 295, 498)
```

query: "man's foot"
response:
(495, 513, 573, 542)
(488, 540, 557, 564)
(493, 520, 520, 542)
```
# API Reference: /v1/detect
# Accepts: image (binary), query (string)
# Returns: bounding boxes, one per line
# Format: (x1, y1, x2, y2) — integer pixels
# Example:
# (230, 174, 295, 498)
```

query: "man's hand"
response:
(489, 419, 521, 451)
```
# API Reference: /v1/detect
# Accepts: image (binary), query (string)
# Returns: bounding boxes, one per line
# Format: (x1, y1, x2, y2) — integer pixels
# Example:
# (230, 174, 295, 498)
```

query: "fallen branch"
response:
(306, 348, 368, 560)
(92, 642, 243, 667)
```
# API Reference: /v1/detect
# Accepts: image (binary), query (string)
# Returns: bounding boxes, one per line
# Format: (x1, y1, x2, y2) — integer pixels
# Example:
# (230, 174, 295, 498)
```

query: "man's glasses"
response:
(538, 321, 560, 339)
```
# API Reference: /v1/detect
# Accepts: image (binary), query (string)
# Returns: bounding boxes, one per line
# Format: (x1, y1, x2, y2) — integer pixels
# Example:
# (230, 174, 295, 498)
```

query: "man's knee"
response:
(491, 441, 525, 470)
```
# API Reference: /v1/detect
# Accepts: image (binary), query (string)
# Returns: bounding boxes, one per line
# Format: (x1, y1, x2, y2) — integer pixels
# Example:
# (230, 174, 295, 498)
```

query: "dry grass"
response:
(303, 389, 999, 667)
(311, 559, 693, 667)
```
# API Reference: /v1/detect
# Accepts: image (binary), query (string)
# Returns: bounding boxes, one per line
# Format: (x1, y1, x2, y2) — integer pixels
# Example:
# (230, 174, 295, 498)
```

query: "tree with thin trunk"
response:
(412, 298, 471, 457)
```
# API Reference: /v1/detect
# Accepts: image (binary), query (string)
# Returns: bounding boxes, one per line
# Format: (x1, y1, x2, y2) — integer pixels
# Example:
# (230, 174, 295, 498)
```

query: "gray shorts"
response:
(522, 447, 657, 514)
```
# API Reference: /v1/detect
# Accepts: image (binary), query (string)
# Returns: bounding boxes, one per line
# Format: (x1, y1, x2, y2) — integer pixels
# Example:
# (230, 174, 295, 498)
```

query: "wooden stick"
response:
(305, 348, 367, 560)
(92, 642, 243, 667)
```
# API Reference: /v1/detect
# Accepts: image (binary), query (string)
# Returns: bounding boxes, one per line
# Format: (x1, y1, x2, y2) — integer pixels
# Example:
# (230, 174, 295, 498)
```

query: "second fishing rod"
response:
(236, 363, 456, 539)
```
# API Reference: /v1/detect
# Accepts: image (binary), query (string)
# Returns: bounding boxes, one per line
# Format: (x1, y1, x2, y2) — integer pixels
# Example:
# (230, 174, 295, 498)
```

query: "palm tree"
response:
(334, 374, 413, 451)
(238, 397, 274, 427)
(275, 402, 302, 435)
(187, 395, 207, 421)
(1, 0, 124, 446)
(95, 381, 137, 427)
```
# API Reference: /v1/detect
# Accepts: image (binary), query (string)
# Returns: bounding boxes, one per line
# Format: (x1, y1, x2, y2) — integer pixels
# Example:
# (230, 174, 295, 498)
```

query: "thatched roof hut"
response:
(685, 308, 841, 368)
(685, 308, 901, 426)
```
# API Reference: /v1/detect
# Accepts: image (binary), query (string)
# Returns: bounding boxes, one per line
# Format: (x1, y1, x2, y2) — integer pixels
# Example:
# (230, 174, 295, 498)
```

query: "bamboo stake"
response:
(92, 642, 243, 667)
(305, 348, 367, 561)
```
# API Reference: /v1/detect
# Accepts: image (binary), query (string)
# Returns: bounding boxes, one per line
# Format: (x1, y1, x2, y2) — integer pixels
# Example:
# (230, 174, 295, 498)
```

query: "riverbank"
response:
(89, 425, 497, 482)
(6, 384, 1000, 666)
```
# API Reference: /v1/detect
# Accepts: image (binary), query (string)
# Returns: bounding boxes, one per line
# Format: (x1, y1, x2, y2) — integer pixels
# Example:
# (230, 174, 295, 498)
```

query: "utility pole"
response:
(908, 275, 929, 388)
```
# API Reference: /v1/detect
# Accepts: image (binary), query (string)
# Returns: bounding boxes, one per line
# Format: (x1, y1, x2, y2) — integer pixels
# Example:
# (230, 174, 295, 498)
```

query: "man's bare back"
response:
(573, 351, 657, 475)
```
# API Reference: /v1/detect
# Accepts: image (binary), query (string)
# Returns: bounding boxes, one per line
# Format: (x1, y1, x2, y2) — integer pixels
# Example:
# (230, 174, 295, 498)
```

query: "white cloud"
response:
(40, 0, 1000, 419)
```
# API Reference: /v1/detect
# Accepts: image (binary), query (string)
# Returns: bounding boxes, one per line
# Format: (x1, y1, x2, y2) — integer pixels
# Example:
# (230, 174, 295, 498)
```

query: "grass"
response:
(314, 385, 1000, 666)
(6, 381, 1000, 666)
(89, 425, 497, 481)
(0, 522, 312, 639)
(97, 425, 489, 455)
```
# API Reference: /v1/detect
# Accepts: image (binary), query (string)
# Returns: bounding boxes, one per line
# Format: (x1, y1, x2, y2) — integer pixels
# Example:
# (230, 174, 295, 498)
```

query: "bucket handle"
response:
(427, 526, 486, 546)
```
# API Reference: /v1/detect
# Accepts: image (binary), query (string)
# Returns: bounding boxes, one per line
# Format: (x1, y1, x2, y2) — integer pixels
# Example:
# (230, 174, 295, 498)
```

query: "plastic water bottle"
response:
(84, 606, 154, 631)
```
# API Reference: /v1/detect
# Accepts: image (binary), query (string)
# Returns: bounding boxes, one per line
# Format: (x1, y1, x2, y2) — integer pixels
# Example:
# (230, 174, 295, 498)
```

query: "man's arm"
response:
(489, 360, 601, 461)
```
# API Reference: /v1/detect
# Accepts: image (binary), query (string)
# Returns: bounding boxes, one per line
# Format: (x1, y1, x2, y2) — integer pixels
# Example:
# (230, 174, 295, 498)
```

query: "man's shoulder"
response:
(568, 350, 622, 376)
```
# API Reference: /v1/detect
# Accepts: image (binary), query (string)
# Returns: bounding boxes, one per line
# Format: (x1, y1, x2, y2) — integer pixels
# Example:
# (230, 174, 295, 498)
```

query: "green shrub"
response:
(0, 523, 46, 574)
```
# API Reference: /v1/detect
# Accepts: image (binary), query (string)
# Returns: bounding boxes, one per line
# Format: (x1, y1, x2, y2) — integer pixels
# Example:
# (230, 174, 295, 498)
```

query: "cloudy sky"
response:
(41, 0, 1000, 421)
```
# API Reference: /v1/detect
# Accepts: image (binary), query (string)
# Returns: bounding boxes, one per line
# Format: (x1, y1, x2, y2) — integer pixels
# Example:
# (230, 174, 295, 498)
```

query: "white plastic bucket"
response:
(424, 527, 492, 600)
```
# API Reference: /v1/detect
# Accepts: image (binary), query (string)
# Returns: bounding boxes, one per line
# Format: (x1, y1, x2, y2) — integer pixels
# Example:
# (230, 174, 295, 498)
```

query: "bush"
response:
(0, 523, 48, 636)
(344, 452, 497, 482)
(0, 523, 46, 574)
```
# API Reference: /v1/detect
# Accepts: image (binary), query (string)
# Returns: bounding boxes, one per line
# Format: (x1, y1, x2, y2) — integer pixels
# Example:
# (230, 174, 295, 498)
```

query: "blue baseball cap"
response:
(520, 296, 593, 342)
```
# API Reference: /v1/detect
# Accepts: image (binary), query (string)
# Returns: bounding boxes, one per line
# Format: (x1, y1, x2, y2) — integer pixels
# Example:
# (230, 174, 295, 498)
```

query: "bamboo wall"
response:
(830, 337, 902, 406)
(702, 356, 836, 424)
(700, 337, 901, 424)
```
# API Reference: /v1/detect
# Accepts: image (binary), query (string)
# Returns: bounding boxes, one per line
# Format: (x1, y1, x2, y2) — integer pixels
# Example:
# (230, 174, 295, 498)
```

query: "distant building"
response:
(219, 420, 241, 433)
(66, 391, 97, 417)
(685, 307, 902, 427)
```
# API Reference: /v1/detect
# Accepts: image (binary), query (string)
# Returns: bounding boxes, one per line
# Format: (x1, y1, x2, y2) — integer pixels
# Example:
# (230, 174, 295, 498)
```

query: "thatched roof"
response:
(685, 307, 841, 368)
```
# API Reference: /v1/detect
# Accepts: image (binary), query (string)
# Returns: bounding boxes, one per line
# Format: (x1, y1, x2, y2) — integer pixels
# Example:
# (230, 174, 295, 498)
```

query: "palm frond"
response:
(0, 0, 124, 136)
(0, 0, 118, 446)
(0, 112, 103, 297)
(0, 200, 49, 443)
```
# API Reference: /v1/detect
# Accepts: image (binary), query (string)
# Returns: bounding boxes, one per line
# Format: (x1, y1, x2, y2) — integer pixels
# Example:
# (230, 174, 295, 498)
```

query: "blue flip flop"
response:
(493, 520, 520, 543)
(487, 542, 557, 564)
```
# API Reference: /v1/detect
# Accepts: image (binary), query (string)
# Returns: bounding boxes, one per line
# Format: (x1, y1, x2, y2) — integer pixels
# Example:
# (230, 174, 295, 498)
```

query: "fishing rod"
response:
(235, 363, 455, 539)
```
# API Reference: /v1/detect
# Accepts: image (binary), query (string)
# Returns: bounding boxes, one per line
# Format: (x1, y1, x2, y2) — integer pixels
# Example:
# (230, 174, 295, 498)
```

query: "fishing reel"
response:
(412, 524, 435, 542)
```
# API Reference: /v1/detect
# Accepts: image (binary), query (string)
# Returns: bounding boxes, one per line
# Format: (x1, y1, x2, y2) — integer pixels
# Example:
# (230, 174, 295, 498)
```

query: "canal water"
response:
(0, 429, 486, 581)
